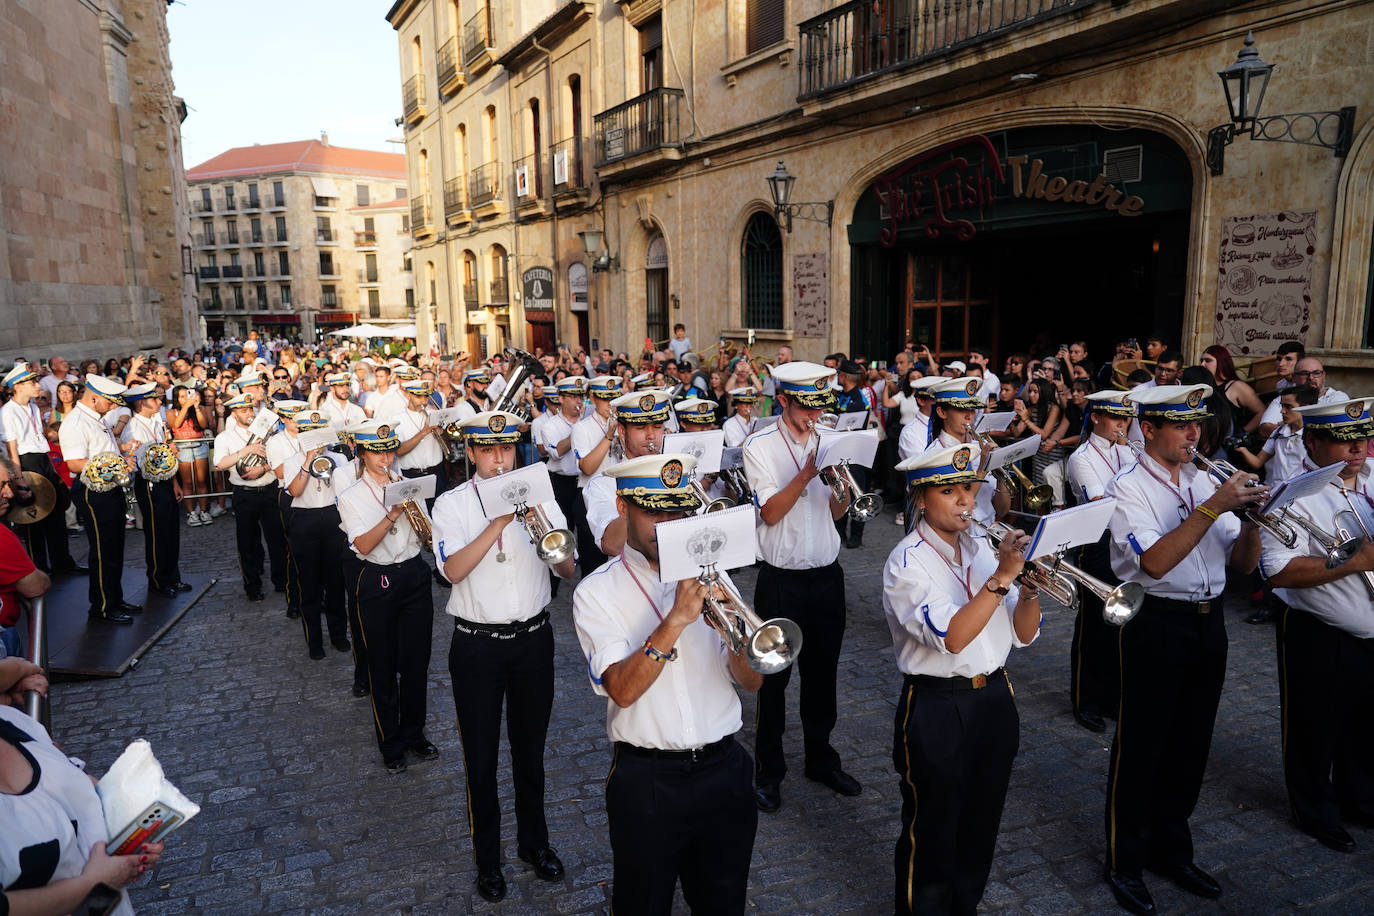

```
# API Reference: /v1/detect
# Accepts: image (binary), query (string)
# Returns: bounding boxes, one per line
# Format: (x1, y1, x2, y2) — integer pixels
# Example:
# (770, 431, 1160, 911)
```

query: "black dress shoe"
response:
(332, 637, 351, 652)
(171, 581, 193, 593)
(407, 740, 440, 761)
(89, 609, 134, 625)
(149, 585, 179, 599)
(518, 845, 565, 881)
(754, 783, 781, 813)
(1106, 873, 1155, 915)
(805, 767, 862, 796)
(1304, 822, 1356, 853)
(248, 591, 265, 602)
(285, 607, 300, 619)
(56, 562, 89, 575)
(119, 601, 143, 614)
(309, 648, 326, 660)
(475, 866, 506, 901)
(1245, 606, 1278, 624)
(1074, 709, 1107, 733)
(384, 756, 407, 774)
(351, 683, 370, 698)
(1160, 862, 1222, 898)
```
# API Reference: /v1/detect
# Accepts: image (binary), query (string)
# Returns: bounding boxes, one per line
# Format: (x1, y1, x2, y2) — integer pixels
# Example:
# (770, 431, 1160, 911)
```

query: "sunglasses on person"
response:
(273, 373, 290, 380)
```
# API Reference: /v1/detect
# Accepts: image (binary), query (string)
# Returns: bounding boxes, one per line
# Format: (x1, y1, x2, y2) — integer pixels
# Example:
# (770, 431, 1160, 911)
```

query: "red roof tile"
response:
(187, 140, 406, 181)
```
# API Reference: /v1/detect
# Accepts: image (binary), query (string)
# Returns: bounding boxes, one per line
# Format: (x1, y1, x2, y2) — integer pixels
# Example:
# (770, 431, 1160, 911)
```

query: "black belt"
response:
(1145, 595, 1217, 615)
(233, 483, 276, 493)
(402, 465, 442, 477)
(760, 559, 840, 578)
(905, 667, 1008, 692)
(551, 472, 577, 479)
(453, 609, 549, 639)
(362, 554, 426, 571)
(615, 734, 733, 763)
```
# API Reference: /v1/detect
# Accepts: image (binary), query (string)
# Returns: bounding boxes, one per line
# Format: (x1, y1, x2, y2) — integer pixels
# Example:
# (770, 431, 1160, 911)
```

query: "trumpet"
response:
(434, 423, 465, 464)
(1332, 486, 1374, 599)
(720, 466, 754, 505)
(307, 452, 335, 486)
(1184, 446, 1295, 546)
(517, 504, 575, 565)
(388, 470, 432, 550)
(975, 430, 1052, 515)
(959, 512, 1144, 625)
(690, 475, 734, 513)
(698, 567, 803, 673)
(820, 460, 881, 521)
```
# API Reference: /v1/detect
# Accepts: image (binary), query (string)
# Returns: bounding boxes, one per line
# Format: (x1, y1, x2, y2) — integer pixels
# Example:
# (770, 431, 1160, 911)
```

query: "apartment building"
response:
(185, 139, 411, 341)
(390, 0, 1374, 388)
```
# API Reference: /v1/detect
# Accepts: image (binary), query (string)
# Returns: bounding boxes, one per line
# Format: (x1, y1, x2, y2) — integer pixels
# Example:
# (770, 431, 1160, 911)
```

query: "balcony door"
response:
(645, 234, 669, 348)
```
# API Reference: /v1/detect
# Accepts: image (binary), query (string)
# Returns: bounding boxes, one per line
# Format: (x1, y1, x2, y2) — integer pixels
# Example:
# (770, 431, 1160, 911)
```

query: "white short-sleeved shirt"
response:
(121, 411, 169, 473)
(1066, 433, 1134, 503)
(883, 520, 1037, 677)
(336, 472, 428, 564)
(431, 477, 571, 623)
(57, 402, 121, 464)
(1107, 450, 1241, 600)
(281, 450, 346, 510)
(583, 473, 619, 551)
(1258, 386, 1349, 428)
(266, 431, 304, 486)
(897, 412, 931, 461)
(214, 422, 277, 488)
(1259, 427, 1307, 485)
(722, 413, 751, 448)
(0, 400, 47, 455)
(1259, 469, 1374, 638)
(924, 431, 998, 530)
(368, 387, 406, 424)
(321, 397, 366, 431)
(538, 411, 580, 476)
(744, 420, 840, 569)
(572, 410, 616, 486)
(572, 546, 742, 750)
(396, 408, 443, 470)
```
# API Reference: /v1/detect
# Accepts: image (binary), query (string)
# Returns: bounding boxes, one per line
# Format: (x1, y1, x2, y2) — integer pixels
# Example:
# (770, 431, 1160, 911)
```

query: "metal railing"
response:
(222, 197, 237, 211)
(468, 161, 501, 208)
(194, 199, 214, 213)
(354, 230, 377, 246)
(403, 73, 425, 117)
(248, 231, 265, 245)
(411, 194, 432, 231)
(269, 195, 286, 208)
(220, 232, 240, 245)
(198, 266, 220, 279)
(489, 277, 509, 303)
(243, 195, 261, 210)
(463, 8, 494, 67)
(318, 263, 341, 279)
(221, 265, 244, 279)
(194, 232, 214, 247)
(514, 152, 543, 199)
(798, 0, 1101, 98)
(322, 293, 339, 307)
(438, 36, 460, 88)
(201, 299, 221, 311)
(551, 137, 587, 191)
(594, 88, 685, 166)
(462, 280, 479, 303)
(23, 596, 49, 727)
(357, 268, 380, 284)
(444, 176, 467, 219)
(271, 228, 289, 243)
(316, 228, 338, 243)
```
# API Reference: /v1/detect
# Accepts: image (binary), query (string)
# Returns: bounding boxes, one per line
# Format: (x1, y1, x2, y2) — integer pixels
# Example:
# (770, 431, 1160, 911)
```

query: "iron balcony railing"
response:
(462, 280, 479, 303)
(463, 8, 494, 68)
(221, 265, 244, 279)
(594, 88, 685, 166)
(271, 228, 289, 243)
(551, 137, 587, 191)
(243, 194, 261, 210)
(411, 194, 432, 231)
(221, 197, 236, 211)
(444, 176, 467, 218)
(403, 73, 425, 117)
(316, 228, 338, 243)
(198, 266, 220, 279)
(194, 199, 213, 213)
(249, 230, 265, 245)
(269, 194, 286, 208)
(220, 231, 239, 245)
(438, 36, 460, 88)
(468, 161, 501, 208)
(322, 293, 338, 308)
(354, 230, 377, 246)
(798, 0, 1101, 98)
(201, 299, 220, 311)
(194, 233, 214, 247)
(489, 277, 509, 303)
(356, 268, 380, 284)
(514, 152, 543, 199)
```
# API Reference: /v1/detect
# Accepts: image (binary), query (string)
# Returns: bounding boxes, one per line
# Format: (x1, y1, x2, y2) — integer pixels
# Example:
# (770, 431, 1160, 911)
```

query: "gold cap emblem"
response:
(659, 459, 684, 488)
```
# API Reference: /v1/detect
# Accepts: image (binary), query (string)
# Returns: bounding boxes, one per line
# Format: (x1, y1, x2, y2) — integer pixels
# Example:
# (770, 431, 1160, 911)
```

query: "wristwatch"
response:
(985, 577, 1010, 597)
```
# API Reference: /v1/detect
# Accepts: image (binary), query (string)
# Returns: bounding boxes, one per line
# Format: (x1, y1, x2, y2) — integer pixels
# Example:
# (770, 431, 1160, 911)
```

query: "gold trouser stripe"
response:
(451, 702, 477, 843)
(1106, 623, 1126, 872)
(353, 573, 385, 739)
(1071, 611, 1084, 710)
(146, 482, 161, 587)
(605, 744, 619, 791)
(86, 486, 107, 611)
(899, 683, 919, 913)
(350, 567, 365, 663)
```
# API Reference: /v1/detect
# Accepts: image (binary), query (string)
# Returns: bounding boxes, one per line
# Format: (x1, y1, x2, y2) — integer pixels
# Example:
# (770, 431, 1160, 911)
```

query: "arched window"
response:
(742, 212, 783, 329)
(490, 244, 508, 303)
(462, 250, 478, 304)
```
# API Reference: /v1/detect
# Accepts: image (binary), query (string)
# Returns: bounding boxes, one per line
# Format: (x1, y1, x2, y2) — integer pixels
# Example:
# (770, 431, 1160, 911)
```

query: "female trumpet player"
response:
(429, 411, 576, 901)
(883, 442, 1040, 916)
(335, 419, 437, 775)
(921, 376, 1010, 534)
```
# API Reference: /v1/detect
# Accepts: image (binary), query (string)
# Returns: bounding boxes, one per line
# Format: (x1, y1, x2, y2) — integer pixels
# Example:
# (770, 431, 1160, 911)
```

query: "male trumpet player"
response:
(321, 372, 367, 430)
(572, 452, 762, 914)
(121, 384, 189, 599)
(1064, 390, 1137, 733)
(266, 400, 308, 620)
(1103, 384, 1264, 914)
(214, 394, 287, 603)
(585, 390, 670, 558)
(395, 378, 447, 504)
(454, 367, 493, 422)
(431, 411, 576, 901)
(537, 378, 588, 571)
(570, 376, 624, 572)
(59, 376, 139, 623)
(281, 410, 350, 661)
(2, 363, 83, 575)
(743, 361, 858, 813)
(1260, 397, 1374, 853)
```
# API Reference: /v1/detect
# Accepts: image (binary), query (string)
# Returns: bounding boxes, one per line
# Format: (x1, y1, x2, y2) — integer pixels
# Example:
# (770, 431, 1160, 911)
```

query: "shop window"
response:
(742, 212, 783, 329)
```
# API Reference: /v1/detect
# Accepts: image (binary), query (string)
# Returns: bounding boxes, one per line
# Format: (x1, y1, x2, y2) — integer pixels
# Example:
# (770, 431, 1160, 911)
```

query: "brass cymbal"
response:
(6, 471, 57, 525)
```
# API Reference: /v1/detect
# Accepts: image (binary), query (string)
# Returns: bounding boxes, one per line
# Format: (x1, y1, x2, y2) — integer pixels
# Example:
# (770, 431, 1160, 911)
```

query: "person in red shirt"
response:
(0, 458, 50, 655)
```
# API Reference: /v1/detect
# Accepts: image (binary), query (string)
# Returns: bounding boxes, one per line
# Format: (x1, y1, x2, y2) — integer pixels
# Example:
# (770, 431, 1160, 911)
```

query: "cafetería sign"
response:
(871, 134, 1146, 247)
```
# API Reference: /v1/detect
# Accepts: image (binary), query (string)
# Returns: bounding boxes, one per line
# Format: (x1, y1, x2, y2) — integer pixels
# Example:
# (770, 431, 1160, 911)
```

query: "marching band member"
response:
(266, 400, 308, 620)
(237, 370, 267, 407)
(1260, 397, 1374, 853)
(336, 420, 371, 699)
(454, 368, 493, 422)
(59, 376, 139, 623)
(722, 388, 756, 447)
(896, 376, 942, 462)
(530, 384, 562, 462)
(538, 378, 587, 571)
(571, 376, 624, 571)
(431, 411, 576, 901)
(743, 361, 858, 813)
(1104, 384, 1264, 914)
(121, 384, 189, 599)
(394, 378, 446, 503)
(922, 376, 1009, 532)
(280, 410, 351, 661)
(1063, 390, 1137, 733)
(585, 390, 670, 558)
(572, 453, 762, 914)
(2, 363, 83, 575)
(321, 372, 367, 430)
(629, 371, 655, 392)
(336, 419, 438, 774)
(883, 442, 1040, 915)
(365, 363, 405, 421)
(676, 397, 729, 504)
(213, 394, 287, 603)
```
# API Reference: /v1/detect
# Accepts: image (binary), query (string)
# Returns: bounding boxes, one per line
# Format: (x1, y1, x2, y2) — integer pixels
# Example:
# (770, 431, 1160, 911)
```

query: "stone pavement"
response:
(44, 505, 1374, 914)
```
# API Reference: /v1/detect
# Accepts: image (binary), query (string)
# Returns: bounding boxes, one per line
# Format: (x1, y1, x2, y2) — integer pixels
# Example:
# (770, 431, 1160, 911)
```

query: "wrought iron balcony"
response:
(220, 232, 239, 246)
(248, 231, 265, 245)
(462, 280, 479, 304)
(468, 161, 501, 209)
(354, 230, 378, 247)
(551, 137, 587, 193)
(316, 228, 339, 244)
(489, 277, 509, 303)
(444, 177, 467, 220)
(403, 73, 426, 123)
(514, 152, 543, 200)
(594, 88, 685, 167)
(243, 195, 262, 211)
(221, 265, 244, 279)
(201, 299, 221, 311)
(321, 293, 339, 308)
(411, 194, 434, 237)
(269, 195, 286, 208)
(270, 228, 289, 244)
(198, 266, 220, 279)
(463, 8, 496, 69)
(438, 36, 464, 94)
(194, 233, 214, 248)
(356, 268, 380, 285)
(221, 197, 237, 211)
(798, 0, 1104, 99)
(194, 199, 213, 213)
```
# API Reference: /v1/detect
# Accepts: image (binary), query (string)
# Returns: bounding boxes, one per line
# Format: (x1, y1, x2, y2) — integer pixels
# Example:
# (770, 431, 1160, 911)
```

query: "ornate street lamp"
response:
(1206, 31, 1356, 176)
(766, 159, 832, 233)
(578, 226, 617, 273)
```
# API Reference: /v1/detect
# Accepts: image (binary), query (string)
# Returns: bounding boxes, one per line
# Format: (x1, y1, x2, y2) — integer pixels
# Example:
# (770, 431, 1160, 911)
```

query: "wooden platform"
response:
(42, 570, 215, 678)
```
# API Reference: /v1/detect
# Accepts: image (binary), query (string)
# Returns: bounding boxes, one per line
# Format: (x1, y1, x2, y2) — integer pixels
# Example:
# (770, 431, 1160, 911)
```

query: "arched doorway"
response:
(645, 234, 669, 349)
(847, 125, 1194, 368)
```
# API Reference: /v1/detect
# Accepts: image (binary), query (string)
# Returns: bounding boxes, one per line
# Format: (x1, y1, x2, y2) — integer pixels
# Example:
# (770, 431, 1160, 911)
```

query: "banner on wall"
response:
(1215, 210, 1316, 356)
(793, 253, 829, 339)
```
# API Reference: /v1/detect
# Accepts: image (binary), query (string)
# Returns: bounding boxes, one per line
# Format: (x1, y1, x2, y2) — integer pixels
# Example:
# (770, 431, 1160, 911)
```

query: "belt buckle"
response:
(1197, 600, 1211, 615)
(971, 674, 987, 689)
(689, 745, 700, 763)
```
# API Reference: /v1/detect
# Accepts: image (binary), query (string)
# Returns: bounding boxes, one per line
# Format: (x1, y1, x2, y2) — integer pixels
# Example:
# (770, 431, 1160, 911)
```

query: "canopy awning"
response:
(310, 176, 340, 198)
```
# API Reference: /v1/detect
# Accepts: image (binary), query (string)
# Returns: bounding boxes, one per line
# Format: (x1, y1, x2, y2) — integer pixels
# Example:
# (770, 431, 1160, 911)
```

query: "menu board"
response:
(1215, 210, 1317, 356)
(793, 252, 829, 339)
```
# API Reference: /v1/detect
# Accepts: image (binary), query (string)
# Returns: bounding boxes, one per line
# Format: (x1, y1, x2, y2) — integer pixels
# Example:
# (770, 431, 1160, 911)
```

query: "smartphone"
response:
(748, 329, 756, 346)
(73, 883, 122, 916)
(876, 360, 888, 370)
(1126, 337, 1139, 350)
(110, 802, 184, 855)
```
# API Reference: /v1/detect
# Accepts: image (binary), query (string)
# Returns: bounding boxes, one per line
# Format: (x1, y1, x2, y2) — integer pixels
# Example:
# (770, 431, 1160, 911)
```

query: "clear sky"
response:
(168, 0, 405, 169)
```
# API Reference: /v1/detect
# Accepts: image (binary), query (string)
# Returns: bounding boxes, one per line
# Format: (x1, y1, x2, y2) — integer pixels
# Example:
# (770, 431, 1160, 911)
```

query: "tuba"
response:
(142, 431, 180, 482)
(81, 452, 132, 493)
(387, 470, 432, 550)
(690, 476, 734, 513)
(234, 417, 278, 475)
(699, 567, 803, 673)
(488, 348, 539, 422)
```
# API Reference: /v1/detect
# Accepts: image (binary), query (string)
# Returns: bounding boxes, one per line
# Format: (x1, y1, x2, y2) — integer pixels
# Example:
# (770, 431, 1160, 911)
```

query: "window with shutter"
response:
(746, 0, 785, 54)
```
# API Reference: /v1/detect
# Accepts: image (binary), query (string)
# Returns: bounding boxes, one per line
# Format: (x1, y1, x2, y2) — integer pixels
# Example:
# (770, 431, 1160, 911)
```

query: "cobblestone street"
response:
(45, 507, 1374, 915)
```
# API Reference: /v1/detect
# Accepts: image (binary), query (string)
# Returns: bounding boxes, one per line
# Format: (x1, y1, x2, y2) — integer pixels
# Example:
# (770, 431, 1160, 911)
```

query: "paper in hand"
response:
(427, 406, 463, 428)
(297, 426, 338, 453)
(750, 415, 780, 434)
(720, 446, 744, 471)
(830, 411, 868, 431)
(247, 410, 278, 439)
(663, 430, 725, 474)
(986, 435, 1041, 472)
(97, 740, 200, 853)
(1261, 460, 1346, 515)
(815, 428, 880, 470)
(1023, 499, 1117, 560)
(975, 411, 1017, 434)
(473, 463, 556, 519)
(655, 504, 758, 583)
(383, 474, 436, 507)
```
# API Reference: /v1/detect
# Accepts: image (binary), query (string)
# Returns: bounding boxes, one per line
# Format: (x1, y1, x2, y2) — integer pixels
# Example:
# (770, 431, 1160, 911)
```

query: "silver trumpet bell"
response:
(1277, 505, 1361, 568)
(307, 453, 335, 485)
(518, 503, 576, 565)
(821, 459, 882, 521)
(690, 477, 734, 513)
(699, 569, 802, 673)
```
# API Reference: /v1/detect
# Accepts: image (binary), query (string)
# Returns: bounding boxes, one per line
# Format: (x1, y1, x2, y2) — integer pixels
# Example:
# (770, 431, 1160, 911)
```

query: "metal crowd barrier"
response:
(23, 595, 49, 729)
(169, 435, 236, 499)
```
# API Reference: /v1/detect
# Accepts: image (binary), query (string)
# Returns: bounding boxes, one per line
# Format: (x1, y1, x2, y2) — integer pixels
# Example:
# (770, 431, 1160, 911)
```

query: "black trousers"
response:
(231, 484, 286, 596)
(1070, 534, 1120, 720)
(72, 481, 125, 614)
(1277, 607, 1374, 831)
(133, 476, 181, 589)
(572, 479, 606, 576)
(288, 505, 347, 654)
(834, 465, 871, 544)
(342, 553, 369, 691)
(606, 737, 757, 915)
(1106, 598, 1226, 878)
(753, 560, 846, 784)
(276, 488, 301, 612)
(448, 617, 554, 869)
(355, 555, 433, 761)
(549, 473, 581, 595)
(893, 673, 1019, 916)
(16, 452, 73, 572)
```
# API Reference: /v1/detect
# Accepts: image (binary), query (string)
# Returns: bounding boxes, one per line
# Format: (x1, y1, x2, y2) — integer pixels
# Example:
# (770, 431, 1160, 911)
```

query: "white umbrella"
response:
(329, 323, 388, 338)
(377, 323, 417, 338)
